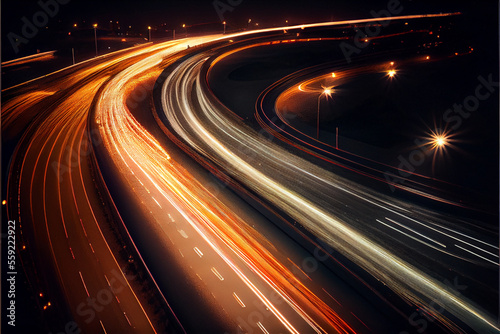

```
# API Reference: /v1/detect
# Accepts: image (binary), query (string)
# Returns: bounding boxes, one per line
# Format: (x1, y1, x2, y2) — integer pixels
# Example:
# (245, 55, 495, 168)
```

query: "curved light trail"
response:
(2, 13, 497, 334)
(159, 18, 499, 334)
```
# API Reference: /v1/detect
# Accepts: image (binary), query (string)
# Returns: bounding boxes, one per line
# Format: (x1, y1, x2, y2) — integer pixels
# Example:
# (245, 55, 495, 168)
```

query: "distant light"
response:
(323, 88, 332, 96)
(223, 21, 226, 25)
(404, 22, 408, 25)
(455, 52, 458, 55)
(43, 306, 47, 310)
(39, 293, 43, 298)
(364, 38, 368, 42)
(429, 31, 433, 35)
(47, 302, 51, 306)
(182, 24, 186, 28)
(148, 26, 151, 30)
(121, 38, 126, 42)
(68, 32, 71, 36)
(390, 61, 394, 66)
(93, 23, 97, 28)
(388, 70, 396, 77)
(73, 23, 77, 27)
(2, 200, 6, 205)
(426, 56, 430, 60)
(429, 132, 449, 150)
(22, 245, 26, 250)
(331, 72, 336, 78)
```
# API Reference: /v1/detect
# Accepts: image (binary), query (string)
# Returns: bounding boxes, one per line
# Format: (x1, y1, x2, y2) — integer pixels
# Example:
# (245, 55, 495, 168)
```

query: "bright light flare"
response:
(429, 131, 449, 150)
(388, 70, 396, 77)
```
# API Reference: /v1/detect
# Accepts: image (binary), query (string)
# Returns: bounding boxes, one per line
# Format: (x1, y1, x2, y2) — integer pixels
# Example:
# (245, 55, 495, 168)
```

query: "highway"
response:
(2, 14, 498, 334)
(92, 33, 376, 334)
(157, 16, 499, 334)
(3, 43, 188, 333)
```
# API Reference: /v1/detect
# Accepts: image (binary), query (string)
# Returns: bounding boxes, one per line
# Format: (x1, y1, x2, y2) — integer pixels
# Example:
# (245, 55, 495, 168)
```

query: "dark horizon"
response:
(2, 0, 497, 60)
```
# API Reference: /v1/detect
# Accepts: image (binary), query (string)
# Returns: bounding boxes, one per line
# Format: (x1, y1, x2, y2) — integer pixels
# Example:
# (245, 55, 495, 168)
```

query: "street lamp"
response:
(223, 21, 226, 34)
(182, 24, 187, 37)
(148, 26, 152, 41)
(317, 88, 332, 140)
(93, 23, 98, 57)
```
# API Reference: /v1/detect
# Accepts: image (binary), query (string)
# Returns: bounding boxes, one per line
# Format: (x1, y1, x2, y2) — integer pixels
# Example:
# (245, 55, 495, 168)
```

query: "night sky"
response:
(1, 1, 498, 60)
(2, 0, 494, 32)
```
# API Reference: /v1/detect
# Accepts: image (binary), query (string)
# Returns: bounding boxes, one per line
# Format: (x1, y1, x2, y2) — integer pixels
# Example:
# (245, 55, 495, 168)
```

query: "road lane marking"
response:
(69, 247, 75, 260)
(456, 240, 499, 258)
(123, 312, 132, 326)
(194, 247, 203, 258)
(78, 271, 90, 297)
(385, 217, 446, 248)
(100, 320, 108, 334)
(152, 197, 162, 208)
(376, 219, 441, 250)
(233, 292, 246, 308)
(454, 244, 498, 266)
(394, 213, 498, 250)
(211, 267, 224, 281)
(177, 229, 188, 238)
(257, 322, 270, 334)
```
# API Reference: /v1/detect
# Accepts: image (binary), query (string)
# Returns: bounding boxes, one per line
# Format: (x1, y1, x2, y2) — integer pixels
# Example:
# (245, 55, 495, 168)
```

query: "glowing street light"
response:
(182, 23, 187, 37)
(148, 26, 152, 41)
(429, 131, 449, 150)
(93, 23, 98, 57)
(317, 87, 333, 140)
(223, 21, 226, 34)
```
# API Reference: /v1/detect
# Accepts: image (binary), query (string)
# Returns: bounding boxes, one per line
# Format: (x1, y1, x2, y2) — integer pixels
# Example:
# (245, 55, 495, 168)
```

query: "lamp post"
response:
(93, 23, 98, 57)
(148, 26, 152, 41)
(182, 24, 187, 37)
(317, 88, 332, 140)
(223, 21, 226, 34)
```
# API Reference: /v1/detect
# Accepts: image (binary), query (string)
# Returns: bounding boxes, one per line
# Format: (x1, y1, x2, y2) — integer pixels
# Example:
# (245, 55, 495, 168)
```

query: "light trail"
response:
(2, 41, 184, 334)
(3, 13, 495, 334)
(94, 34, 358, 333)
(159, 20, 499, 333)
